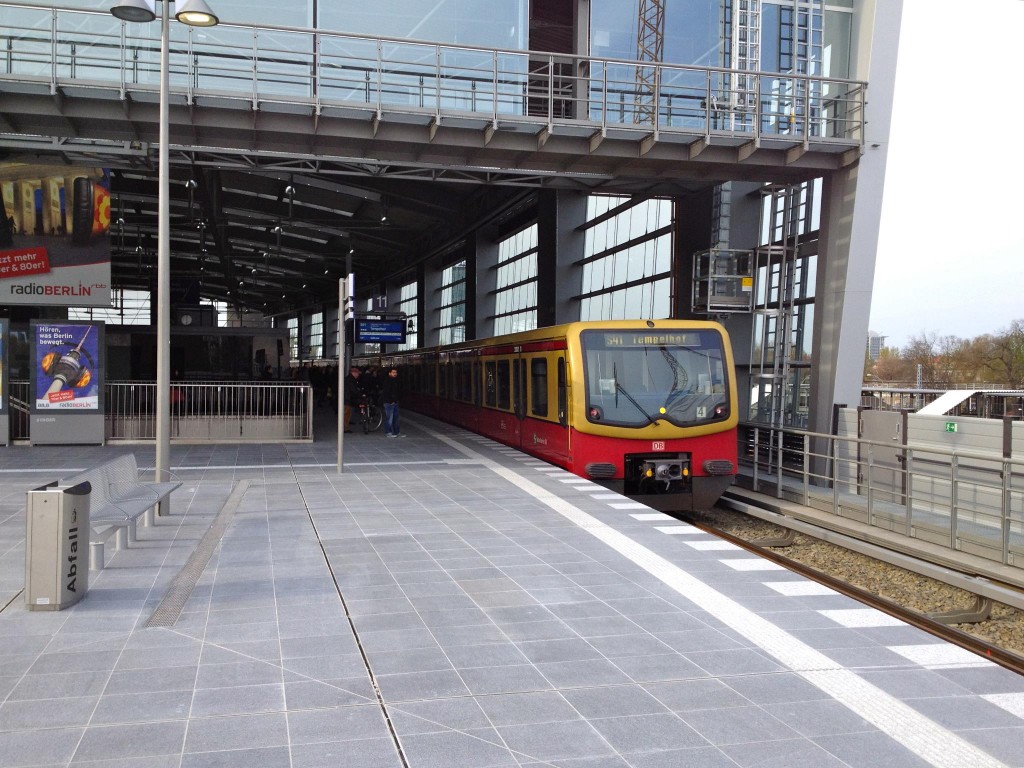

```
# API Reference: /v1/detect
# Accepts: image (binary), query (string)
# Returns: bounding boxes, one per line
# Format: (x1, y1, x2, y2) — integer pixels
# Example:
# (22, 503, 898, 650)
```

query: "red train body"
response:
(368, 320, 738, 511)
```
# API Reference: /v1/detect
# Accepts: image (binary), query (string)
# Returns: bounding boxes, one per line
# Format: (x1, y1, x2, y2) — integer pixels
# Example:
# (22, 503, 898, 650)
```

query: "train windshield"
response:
(581, 329, 730, 428)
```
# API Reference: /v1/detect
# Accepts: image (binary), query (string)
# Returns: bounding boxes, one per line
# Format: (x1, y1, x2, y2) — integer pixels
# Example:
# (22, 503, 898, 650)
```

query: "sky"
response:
(869, 0, 1024, 349)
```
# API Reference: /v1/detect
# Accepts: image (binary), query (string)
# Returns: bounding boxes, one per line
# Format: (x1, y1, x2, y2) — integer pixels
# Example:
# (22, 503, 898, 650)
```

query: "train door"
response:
(512, 354, 526, 447)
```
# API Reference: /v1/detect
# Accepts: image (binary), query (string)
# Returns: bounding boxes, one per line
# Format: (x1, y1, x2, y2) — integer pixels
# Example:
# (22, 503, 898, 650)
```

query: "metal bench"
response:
(62, 454, 181, 571)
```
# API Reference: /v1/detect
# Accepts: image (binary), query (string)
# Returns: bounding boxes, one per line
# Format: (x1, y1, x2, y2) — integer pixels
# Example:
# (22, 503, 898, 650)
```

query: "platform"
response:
(1, 411, 1023, 768)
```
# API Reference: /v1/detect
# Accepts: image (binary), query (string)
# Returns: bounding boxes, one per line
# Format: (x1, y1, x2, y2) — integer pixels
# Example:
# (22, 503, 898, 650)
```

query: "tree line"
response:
(867, 320, 1024, 388)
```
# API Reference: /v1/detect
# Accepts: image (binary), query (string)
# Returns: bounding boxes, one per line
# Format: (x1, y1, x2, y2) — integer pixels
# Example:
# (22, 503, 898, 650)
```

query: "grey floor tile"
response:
(562, 686, 669, 719)
(181, 746, 292, 768)
(7, 671, 110, 704)
(195, 660, 282, 689)
(515, 637, 602, 664)
(91, 690, 193, 725)
(285, 653, 368, 680)
(612, 653, 707, 684)
(73, 721, 187, 761)
(388, 697, 493, 736)
(365, 647, 455, 676)
(0, 695, 98, 731)
(643, 678, 750, 712)
(459, 664, 554, 695)
(398, 728, 518, 768)
(189, 683, 286, 717)
(376, 669, 471, 701)
(587, 713, 707, 753)
(626, 747, 741, 768)
(496, 720, 614, 762)
(0, 727, 83, 767)
(534, 659, 634, 688)
(290, 737, 403, 768)
(287, 704, 391, 744)
(104, 666, 199, 695)
(184, 712, 289, 753)
(443, 643, 529, 670)
(810, 731, 934, 768)
(474, 691, 581, 727)
(681, 705, 802, 747)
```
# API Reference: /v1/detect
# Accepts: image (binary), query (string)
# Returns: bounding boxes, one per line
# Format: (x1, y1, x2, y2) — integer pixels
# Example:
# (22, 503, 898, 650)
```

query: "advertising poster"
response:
(31, 321, 104, 411)
(0, 163, 112, 307)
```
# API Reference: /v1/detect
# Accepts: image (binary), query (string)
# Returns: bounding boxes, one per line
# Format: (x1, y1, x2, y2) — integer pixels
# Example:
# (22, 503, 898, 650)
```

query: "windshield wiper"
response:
(613, 363, 659, 426)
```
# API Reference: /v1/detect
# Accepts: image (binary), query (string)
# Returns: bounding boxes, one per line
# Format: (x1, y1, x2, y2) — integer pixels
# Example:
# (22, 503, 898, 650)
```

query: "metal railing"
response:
(9, 380, 313, 442)
(0, 3, 867, 144)
(739, 423, 1024, 583)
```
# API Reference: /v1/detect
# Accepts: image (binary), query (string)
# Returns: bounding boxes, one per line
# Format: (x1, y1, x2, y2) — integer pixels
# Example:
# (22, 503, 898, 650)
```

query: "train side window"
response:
(474, 361, 482, 405)
(496, 359, 510, 410)
(485, 361, 496, 407)
(531, 358, 548, 417)
(557, 357, 567, 426)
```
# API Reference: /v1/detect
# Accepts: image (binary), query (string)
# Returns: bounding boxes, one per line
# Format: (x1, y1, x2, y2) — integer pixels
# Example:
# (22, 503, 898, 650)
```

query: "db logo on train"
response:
(651, 441, 665, 451)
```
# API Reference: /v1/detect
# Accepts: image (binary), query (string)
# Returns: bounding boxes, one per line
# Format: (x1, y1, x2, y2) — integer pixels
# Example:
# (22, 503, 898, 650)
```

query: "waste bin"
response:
(25, 480, 90, 611)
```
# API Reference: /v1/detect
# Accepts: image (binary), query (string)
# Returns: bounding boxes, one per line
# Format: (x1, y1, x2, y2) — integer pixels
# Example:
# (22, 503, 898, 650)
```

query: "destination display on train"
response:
(600, 332, 703, 347)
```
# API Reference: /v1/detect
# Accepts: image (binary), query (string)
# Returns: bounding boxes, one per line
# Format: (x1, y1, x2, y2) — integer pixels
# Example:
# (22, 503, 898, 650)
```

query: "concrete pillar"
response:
(675, 188, 716, 319)
(810, 0, 903, 435)
(552, 190, 587, 324)
(475, 229, 500, 336)
(422, 257, 443, 348)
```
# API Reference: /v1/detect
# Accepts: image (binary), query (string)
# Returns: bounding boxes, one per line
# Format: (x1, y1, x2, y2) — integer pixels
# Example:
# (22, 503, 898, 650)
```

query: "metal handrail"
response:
(9, 379, 314, 442)
(738, 422, 1024, 579)
(0, 2, 867, 144)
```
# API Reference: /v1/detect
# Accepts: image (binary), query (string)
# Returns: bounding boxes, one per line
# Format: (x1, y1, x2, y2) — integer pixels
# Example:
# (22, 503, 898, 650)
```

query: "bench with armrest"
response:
(62, 454, 181, 571)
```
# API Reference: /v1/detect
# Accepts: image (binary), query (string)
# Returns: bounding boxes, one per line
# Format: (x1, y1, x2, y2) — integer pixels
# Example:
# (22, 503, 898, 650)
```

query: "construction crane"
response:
(634, 0, 666, 124)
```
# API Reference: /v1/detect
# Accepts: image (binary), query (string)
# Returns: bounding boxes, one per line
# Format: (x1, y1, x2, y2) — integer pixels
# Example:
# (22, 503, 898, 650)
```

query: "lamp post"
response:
(110, 0, 218, 512)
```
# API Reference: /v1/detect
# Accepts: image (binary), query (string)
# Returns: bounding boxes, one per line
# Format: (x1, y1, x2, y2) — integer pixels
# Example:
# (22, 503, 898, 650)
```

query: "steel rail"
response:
(687, 515, 1024, 677)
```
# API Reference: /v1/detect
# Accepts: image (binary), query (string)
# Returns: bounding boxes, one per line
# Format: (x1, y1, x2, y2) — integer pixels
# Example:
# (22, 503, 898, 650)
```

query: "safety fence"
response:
(738, 420, 1024, 585)
(9, 380, 313, 442)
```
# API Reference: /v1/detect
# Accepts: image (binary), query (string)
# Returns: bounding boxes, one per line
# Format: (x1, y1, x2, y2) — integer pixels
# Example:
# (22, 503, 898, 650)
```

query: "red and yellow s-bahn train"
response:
(371, 319, 738, 511)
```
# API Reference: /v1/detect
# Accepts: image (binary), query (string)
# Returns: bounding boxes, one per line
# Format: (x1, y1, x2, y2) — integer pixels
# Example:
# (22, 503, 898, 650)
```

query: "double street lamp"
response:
(110, 0, 219, 510)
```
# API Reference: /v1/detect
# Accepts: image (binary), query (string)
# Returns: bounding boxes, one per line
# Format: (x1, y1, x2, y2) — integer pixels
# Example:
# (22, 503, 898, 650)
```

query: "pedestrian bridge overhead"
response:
(0, 3, 866, 190)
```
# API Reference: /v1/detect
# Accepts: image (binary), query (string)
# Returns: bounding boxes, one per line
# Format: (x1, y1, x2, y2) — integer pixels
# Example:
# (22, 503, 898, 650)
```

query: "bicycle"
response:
(357, 395, 383, 434)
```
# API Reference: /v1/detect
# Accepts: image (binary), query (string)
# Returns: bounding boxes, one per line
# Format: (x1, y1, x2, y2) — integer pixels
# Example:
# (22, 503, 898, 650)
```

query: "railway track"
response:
(685, 509, 1024, 678)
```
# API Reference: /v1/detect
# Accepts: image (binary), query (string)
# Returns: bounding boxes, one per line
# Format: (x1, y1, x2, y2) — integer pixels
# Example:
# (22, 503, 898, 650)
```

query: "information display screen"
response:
(354, 319, 407, 344)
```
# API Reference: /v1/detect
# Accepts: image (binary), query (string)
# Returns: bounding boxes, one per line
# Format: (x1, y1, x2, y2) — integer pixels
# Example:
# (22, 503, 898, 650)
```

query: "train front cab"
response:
(566, 321, 739, 512)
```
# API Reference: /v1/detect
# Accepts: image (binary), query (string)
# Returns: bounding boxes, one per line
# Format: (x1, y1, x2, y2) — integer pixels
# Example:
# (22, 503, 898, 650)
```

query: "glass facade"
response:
(69, 288, 151, 324)
(493, 224, 538, 336)
(438, 260, 467, 345)
(578, 196, 674, 322)
(306, 310, 324, 359)
(287, 317, 299, 361)
(591, 0, 723, 67)
(396, 280, 418, 351)
(319, 2, 528, 49)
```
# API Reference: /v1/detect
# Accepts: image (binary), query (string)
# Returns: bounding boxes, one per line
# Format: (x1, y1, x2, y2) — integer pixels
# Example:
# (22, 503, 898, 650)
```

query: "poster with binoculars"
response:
(0, 163, 112, 307)
(31, 321, 104, 411)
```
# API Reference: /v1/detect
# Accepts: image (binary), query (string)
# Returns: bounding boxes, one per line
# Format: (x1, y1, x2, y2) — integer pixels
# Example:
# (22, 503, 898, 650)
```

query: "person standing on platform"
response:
(342, 365, 362, 433)
(382, 366, 404, 438)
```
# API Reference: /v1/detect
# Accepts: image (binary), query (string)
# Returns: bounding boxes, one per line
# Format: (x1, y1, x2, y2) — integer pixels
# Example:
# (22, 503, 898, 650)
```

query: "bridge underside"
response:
(0, 77, 860, 310)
